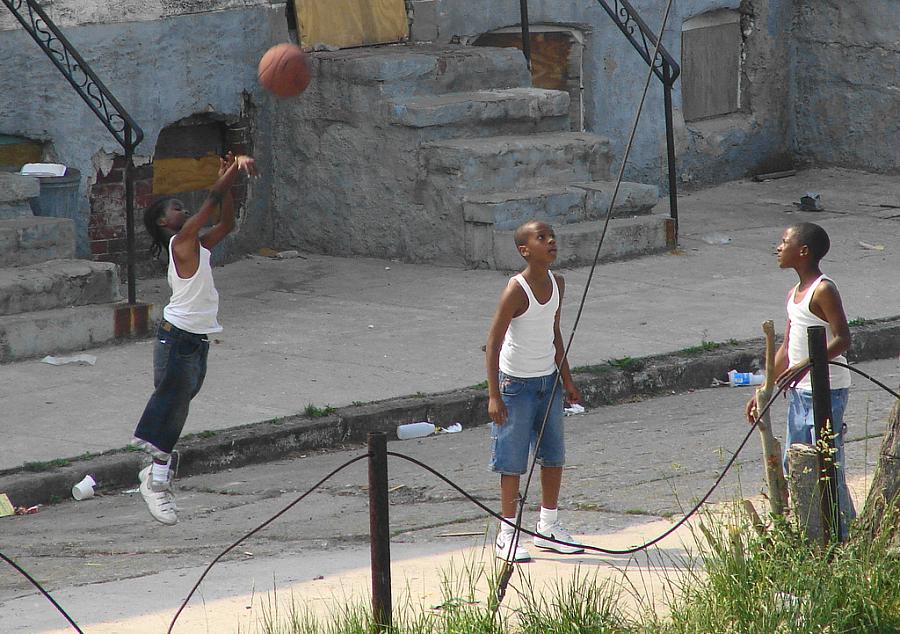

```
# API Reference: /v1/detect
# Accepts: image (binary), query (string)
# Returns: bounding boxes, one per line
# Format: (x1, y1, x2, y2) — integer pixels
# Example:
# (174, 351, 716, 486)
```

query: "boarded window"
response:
(681, 11, 741, 122)
(473, 28, 583, 131)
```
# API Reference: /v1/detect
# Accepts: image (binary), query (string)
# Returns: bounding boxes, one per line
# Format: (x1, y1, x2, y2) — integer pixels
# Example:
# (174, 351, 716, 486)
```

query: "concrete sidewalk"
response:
(1, 167, 898, 474)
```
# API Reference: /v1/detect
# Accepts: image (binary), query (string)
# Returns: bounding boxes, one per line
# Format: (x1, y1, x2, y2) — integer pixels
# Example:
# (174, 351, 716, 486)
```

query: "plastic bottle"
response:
(396, 421, 436, 440)
(728, 369, 765, 387)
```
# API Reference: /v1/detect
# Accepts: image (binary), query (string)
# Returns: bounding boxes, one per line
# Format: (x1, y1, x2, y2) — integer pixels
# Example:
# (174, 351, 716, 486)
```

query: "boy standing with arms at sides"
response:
(485, 220, 583, 562)
(131, 152, 256, 525)
(745, 222, 854, 537)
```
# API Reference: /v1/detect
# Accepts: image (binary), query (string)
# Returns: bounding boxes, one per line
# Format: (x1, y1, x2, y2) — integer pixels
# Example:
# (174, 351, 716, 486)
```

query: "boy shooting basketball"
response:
(485, 220, 583, 562)
(131, 152, 256, 525)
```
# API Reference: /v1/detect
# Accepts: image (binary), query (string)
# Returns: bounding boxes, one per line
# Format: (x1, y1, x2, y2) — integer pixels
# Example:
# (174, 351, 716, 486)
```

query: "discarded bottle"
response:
(728, 369, 765, 387)
(396, 421, 436, 440)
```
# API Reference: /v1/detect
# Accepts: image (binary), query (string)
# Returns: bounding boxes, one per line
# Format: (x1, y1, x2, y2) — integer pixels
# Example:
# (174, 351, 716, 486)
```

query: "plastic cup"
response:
(72, 475, 96, 501)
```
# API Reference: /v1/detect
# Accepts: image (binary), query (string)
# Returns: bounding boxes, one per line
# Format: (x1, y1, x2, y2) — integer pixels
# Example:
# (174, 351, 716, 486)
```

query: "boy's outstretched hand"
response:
(564, 380, 581, 406)
(218, 152, 257, 177)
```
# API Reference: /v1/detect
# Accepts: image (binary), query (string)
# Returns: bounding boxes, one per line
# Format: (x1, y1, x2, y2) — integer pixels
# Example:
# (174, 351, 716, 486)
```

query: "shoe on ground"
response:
(495, 531, 531, 562)
(139, 476, 178, 526)
(534, 520, 584, 554)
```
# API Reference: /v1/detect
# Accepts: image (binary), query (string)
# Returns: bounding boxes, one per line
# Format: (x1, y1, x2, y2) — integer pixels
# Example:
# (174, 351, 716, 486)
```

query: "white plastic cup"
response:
(72, 475, 96, 501)
(397, 422, 435, 440)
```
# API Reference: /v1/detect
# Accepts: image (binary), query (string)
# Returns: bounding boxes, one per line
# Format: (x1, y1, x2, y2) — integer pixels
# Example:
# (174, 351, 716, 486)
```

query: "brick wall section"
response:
(89, 157, 154, 272)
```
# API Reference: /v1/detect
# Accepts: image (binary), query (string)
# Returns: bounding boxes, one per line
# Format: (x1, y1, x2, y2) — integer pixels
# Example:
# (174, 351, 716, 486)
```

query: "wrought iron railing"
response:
(2, 0, 144, 303)
(518, 0, 681, 236)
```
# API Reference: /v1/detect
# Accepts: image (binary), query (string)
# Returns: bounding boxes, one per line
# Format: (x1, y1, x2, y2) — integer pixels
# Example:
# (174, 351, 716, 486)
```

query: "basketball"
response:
(257, 44, 311, 98)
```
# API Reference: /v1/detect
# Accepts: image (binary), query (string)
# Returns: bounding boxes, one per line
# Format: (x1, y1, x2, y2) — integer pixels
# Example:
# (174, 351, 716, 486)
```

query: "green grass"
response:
(470, 380, 488, 390)
(607, 356, 644, 372)
(243, 506, 900, 634)
(22, 458, 70, 472)
(680, 340, 722, 355)
(304, 403, 337, 418)
(849, 317, 869, 326)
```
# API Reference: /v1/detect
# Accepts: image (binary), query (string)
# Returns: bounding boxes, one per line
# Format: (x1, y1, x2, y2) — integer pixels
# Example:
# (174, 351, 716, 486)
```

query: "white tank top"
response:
(499, 272, 558, 378)
(786, 275, 850, 390)
(163, 240, 222, 334)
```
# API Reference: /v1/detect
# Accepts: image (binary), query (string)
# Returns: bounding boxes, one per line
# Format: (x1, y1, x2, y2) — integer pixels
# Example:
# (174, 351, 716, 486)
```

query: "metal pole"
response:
(519, 0, 532, 70)
(368, 432, 392, 631)
(662, 66, 678, 240)
(807, 325, 840, 543)
(124, 126, 136, 305)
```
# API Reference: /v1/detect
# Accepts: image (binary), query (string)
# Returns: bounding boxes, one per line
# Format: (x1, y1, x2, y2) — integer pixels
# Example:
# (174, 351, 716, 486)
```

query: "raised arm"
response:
(200, 154, 256, 250)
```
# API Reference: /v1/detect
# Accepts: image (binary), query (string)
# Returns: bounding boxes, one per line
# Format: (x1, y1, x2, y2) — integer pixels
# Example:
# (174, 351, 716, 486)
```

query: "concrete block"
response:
(0, 217, 75, 266)
(422, 132, 612, 192)
(0, 259, 121, 316)
(464, 187, 586, 229)
(493, 214, 673, 270)
(572, 181, 660, 219)
(463, 217, 494, 269)
(0, 202, 34, 220)
(0, 301, 160, 363)
(410, 0, 439, 42)
(0, 172, 39, 204)
(386, 88, 569, 129)
(315, 44, 531, 96)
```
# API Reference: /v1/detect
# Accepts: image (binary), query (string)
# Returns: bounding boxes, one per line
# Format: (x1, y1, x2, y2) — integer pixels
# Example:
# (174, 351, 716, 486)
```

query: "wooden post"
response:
(755, 320, 789, 516)
(368, 433, 392, 632)
(788, 443, 825, 543)
(860, 389, 900, 539)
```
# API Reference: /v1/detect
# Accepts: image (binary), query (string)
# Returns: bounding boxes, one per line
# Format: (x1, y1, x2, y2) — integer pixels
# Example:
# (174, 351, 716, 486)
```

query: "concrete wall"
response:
(0, 3, 288, 269)
(792, 0, 900, 173)
(410, 0, 795, 189)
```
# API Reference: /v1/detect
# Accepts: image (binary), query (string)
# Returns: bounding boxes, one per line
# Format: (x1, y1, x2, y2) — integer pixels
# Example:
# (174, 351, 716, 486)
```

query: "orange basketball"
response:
(257, 44, 311, 98)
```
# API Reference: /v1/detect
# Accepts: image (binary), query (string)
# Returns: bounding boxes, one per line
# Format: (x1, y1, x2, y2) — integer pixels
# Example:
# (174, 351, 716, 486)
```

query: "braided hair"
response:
(143, 197, 176, 260)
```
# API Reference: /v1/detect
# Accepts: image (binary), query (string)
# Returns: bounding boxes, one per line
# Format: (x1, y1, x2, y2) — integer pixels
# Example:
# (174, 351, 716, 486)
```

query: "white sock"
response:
(539, 506, 558, 527)
(500, 517, 516, 536)
(151, 460, 170, 483)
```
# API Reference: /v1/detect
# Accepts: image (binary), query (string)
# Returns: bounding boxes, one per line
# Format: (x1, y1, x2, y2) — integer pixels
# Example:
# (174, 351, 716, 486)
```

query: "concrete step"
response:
(0, 172, 39, 219)
(467, 214, 675, 270)
(0, 259, 121, 316)
(463, 181, 659, 230)
(315, 44, 531, 97)
(0, 301, 157, 363)
(385, 88, 570, 137)
(0, 216, 75, 266)
(420, 132, 611, 194)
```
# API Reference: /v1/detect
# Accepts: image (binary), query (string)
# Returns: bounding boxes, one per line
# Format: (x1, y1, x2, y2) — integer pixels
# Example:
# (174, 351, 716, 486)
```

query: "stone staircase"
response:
(0, 172, 148, 363)
(279, 44, 673, 268)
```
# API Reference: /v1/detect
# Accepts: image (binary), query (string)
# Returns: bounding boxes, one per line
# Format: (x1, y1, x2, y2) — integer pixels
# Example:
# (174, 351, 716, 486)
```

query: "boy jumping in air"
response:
(746, 222, 855, 537)
(485, 220, 583, 562)
(132, 152, 256, 525)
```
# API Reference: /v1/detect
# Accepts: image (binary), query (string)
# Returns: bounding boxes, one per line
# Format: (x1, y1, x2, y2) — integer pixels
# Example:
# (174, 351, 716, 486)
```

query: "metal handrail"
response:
(2, 0, 144, 303)
(517, 0, 681, 237)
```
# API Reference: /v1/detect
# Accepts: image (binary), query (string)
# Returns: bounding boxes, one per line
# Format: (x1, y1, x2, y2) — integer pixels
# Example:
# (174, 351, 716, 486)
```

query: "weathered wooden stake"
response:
(788, 443, 825, 543)
(368, 432, 392, 632)
(755, 320, 789, 516)
(860, 387, 900, 540)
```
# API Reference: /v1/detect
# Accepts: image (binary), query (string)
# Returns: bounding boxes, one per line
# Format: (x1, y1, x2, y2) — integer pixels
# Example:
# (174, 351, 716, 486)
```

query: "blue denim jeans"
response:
(785, 387, 854, 538)
(490, 371, 565, 475)
(132, 321, 209, 460)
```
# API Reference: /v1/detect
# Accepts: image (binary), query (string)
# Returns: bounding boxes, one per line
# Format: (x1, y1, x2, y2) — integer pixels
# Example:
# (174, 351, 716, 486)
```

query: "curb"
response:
(3, 317, 898, 508)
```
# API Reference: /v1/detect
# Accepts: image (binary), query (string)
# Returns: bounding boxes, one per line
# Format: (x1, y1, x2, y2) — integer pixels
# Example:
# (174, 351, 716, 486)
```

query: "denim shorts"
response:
(489, 371, 565, 475)
(132, 320, 209, 459)
(785, 387, 855, 538)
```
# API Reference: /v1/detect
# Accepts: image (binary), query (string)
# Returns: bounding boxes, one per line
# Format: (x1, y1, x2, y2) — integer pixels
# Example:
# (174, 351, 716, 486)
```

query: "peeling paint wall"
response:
(793, 0, 900, 173)
(0, 4, 288, 269)
(412, 0, 795, 189)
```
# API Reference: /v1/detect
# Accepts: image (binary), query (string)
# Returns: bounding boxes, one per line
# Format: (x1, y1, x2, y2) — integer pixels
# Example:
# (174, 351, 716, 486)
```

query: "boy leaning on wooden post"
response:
(744, 222, 854, 539)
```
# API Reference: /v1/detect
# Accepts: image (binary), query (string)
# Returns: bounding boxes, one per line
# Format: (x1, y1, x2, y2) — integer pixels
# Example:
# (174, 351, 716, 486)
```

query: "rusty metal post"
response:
(807, 325, 840, 543)
(368, 432, 392, 631)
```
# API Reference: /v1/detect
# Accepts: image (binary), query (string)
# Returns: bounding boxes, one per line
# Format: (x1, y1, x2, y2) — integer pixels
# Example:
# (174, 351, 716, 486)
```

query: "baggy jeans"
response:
(132, 321, 209, 460)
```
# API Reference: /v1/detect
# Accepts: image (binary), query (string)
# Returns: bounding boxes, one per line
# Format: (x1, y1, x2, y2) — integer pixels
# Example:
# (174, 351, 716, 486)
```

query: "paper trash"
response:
(440, 423, 463, 433)
(41, 354, 97, 366)
(564, 403, 586, 415)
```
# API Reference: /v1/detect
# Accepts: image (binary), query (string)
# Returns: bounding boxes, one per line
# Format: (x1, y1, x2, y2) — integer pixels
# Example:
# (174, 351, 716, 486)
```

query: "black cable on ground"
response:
(0, 550, 84, 633)
(499, 0, 677, 599)
(166, 453, 369, 634)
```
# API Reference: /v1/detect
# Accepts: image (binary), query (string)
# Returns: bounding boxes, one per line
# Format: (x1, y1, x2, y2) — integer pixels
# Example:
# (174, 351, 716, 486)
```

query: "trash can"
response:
(28, 167, 87, 257)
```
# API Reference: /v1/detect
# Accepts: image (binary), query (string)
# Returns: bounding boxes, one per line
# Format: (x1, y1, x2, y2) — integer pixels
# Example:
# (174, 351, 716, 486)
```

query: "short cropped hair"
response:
(514, 220, 541, 247)
(791, 222, 830, 262)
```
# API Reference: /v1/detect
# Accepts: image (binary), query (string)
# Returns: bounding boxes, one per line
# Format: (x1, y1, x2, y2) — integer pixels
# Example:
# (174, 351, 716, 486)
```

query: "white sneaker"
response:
(534, 520, 584, 554)
(139, 476, 178, 526)
(138, 465, 178, 512)
(495, 531, 531, 562)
